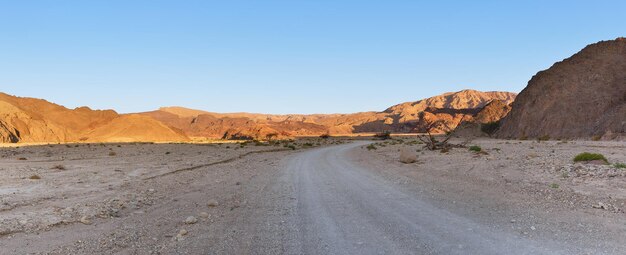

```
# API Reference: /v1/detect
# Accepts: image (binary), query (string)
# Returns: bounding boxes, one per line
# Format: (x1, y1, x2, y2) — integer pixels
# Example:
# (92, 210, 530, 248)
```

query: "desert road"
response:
(288, 142, 562, 255)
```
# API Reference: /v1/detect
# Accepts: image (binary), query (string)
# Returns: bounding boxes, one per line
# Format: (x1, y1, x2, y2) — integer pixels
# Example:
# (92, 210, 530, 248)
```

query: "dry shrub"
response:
(51, 164, 66, 170)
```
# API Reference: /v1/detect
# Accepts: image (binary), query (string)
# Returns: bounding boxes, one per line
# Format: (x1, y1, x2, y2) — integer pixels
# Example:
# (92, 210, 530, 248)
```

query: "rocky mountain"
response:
(143, 90, 516, 139)
(0, 93, 188, 143)
(0, 89, 516, 143)
(497, 38, 626, 139)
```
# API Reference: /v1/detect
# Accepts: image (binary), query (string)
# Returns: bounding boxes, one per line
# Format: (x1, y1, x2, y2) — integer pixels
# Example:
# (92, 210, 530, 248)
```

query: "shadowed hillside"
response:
(498, 38, 626, 139)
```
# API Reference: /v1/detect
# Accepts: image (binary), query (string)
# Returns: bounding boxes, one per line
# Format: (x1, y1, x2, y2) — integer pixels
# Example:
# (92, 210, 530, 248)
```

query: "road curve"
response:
(287, 141, 563, 255)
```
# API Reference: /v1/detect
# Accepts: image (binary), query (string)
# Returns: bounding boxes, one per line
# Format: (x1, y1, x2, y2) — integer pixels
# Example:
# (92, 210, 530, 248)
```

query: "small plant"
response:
(573, 152, 607, 163)
(549, 183, 560, 189)
(29, 174, 41, 180)
(537, 135, 550, 141)
(254, 140, 268, 146)
(287, 145, 296, 150)
(51, 165, 66, 170)
(374, 131, 392, 140)
(613, 163, 626, 169)
(108, 151, 117, 156)
(366, 144, 377, 151)
(165, 151, 171, 155)
(591, 135, 602, 141)
(319, 134, 330, 139)
(469, 145, 482, 152)
(17, 157, 27, 160)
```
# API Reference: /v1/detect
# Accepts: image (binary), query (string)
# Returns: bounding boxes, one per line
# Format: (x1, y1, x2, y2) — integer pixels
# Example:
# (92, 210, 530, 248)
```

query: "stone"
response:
(184, 216, 198, 224)
(399, 148, 417, 164)
(207, 199, 219, 207)
(80, 216, 92, 225)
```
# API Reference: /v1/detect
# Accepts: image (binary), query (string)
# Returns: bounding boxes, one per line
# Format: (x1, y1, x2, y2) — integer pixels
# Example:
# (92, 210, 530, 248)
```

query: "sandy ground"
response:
(0, 137, 624, 254)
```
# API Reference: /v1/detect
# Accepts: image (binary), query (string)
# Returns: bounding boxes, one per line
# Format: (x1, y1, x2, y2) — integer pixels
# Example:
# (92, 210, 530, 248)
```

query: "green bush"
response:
(573, 152, 607, 163)
(469, 145, 482, 152)
(613, 163, 626, 169)
(549, 183, 560, 189)
(366, 144, 377, 150)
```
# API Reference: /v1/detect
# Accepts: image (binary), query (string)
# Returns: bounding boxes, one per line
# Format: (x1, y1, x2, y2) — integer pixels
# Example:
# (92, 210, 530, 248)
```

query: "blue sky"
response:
(0, 1, 624, 114)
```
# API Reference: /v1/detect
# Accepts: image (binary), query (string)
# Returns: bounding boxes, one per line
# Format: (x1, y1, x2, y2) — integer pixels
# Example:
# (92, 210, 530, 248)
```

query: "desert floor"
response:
(0, 138, 624, 254)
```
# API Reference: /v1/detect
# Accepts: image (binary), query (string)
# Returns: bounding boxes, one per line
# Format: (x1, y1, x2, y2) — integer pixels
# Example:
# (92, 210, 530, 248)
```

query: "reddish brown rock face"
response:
(497, 38, 626, 139)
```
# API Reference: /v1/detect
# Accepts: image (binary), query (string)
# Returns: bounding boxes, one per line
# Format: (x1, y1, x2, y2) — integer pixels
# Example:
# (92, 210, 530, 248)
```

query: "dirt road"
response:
(289, 142, 564, 255)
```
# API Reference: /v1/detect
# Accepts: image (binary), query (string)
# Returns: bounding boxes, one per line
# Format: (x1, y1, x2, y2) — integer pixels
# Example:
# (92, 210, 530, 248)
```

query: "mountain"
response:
(0, 89, 516, 143)
(0, 93, 188, 143)
(143, 90, 516, 139)
(497, 38, 626, 139)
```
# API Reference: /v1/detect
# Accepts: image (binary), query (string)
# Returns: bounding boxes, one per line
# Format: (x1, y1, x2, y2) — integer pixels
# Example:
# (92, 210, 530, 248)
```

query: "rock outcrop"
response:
(497, 38, 626, 139)
(473, 100, 513, 124)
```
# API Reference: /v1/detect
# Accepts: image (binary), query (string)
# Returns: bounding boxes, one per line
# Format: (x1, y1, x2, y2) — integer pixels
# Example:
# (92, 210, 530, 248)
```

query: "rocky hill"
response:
(497, 38, 626, 139)
(0, 89, 516, 143)
(0, 93, 188, 143)
(143, 90, 516, 139)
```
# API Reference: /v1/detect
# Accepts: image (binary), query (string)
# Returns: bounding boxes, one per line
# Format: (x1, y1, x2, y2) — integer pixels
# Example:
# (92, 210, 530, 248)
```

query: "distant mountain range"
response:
(0, 90, 515, 143)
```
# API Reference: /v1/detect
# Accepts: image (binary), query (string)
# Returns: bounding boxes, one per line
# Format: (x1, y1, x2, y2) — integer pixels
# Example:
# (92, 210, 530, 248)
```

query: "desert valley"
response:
(1, 35, 626, 255)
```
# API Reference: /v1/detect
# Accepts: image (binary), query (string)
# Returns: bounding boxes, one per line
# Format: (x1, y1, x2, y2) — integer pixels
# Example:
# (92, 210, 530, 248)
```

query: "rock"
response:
(184, 216, 198, 224)
(80, 216, 92, 225)
(592, 202, 607, 210)
(199, 212, 210, 218)
(207, 200, 219, 207)
(399, 148, 417, 164)
(175, 229, 188, 241)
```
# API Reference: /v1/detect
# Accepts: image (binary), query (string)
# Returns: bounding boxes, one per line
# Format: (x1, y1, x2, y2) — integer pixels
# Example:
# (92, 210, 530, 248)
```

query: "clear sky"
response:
(0, 1, 624, 114)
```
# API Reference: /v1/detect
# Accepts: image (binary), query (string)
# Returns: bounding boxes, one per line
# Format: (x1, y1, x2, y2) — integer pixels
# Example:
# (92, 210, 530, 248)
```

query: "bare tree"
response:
(416, 118, 471, 151)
